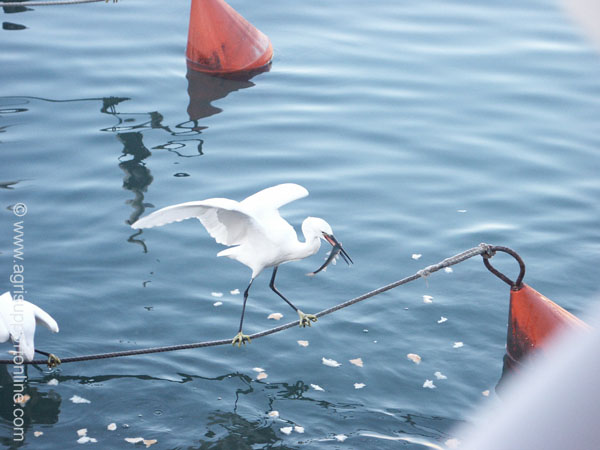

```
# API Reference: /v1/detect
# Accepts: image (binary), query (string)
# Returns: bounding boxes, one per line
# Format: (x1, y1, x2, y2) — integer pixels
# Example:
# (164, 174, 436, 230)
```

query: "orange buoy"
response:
(506, 284, 589, 366)
(481, 246, 589, 384)
(186, 0, 273, 75)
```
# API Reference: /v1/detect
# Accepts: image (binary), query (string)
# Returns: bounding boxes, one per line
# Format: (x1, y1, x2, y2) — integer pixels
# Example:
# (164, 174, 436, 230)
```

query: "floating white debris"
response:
(434, 371, 447, 380)
(77, 436, 97, 444)
(444, 267, 453, 273)
(34, 431, 43, 437)
(47, 378, 59, 386)
(407, 353, 422, 364)
(144, 439, 158, 448)
(354, 383, 366, 389)
(437, 316, 448, 324)
(125, 437, 144, 444)
(322, 357, 341, 367)
(211, 292, 223, 298)
(70, 395, 91, 404)
(411, 254, 422, 260)
(423, 379, 436, 389)
(422, 295, 434, 304)
(335, 434, 348, 442)
(107, 423, 117, 431)
(77, 429, 88, 437)
(253, 367, 265, 373)
(310, 384, 325, 391)
(482, 390, 490, 397)
(213, 301, 223, 307)
(280, 427, 293, 435)
(297, 340, 309, 347)
(230, 289, 240, 295)
(457, 209, 467, 213)
(453, 342, 464, 348)
(294, 426, 305, 433)
(268, 312, 283, 320)
(256, 372, 268, 380)
(445, 438, 461, 448)
(349, 358, 363, 367)
(268, 411, 279, 418)
(16, 394, 30, 406)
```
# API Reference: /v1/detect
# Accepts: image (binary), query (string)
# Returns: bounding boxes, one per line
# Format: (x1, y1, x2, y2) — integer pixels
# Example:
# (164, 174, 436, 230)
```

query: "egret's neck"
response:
(298, 228, 321, 259)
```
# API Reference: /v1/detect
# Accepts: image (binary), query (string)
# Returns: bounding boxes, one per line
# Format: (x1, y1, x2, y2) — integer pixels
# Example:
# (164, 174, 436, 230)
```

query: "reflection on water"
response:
(118, 132, 153, 223)
(196, 411, 289, 450)
(186, 67, 267, 123)
(0, 180, 20, 190)
(0, 365, 61, 447)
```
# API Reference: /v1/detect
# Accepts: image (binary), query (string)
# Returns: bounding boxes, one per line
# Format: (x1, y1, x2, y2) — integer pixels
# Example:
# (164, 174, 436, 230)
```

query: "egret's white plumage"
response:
(132, 183, 352, 346)
(0, 291, 59, 361)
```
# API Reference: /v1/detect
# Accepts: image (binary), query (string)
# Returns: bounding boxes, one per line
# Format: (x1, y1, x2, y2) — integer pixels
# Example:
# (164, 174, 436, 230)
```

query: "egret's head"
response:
(303, 217, 333, 239)
(303, 217, 353, 275)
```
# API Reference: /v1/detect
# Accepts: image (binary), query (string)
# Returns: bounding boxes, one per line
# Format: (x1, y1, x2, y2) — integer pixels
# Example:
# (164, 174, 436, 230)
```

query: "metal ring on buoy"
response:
(482, 245, 526, 290)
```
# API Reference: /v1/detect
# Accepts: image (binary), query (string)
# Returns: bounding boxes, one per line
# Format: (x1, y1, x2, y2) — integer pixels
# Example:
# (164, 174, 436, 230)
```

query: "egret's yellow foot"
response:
(232, 332, 251, 347)
(47, 353, 61, 369)
(297, 310, 317, 328)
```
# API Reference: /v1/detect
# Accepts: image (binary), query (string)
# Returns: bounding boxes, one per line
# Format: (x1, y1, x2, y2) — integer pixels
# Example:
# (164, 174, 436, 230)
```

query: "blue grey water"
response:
(1, 0, 599, 448)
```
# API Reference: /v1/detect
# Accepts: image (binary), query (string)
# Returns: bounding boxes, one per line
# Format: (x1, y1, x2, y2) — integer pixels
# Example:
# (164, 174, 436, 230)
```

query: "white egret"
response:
(132, 183, 352, 346)
(0, 291, 59, 362)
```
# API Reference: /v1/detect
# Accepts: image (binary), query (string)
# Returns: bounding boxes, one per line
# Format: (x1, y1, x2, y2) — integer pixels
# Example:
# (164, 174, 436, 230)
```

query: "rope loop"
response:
(481, 245, 525, 290)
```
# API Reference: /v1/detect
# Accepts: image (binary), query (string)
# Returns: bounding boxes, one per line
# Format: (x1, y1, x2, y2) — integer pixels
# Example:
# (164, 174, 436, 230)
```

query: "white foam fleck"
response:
(322, 357, 341, 367)
(70, 395, 91, 404)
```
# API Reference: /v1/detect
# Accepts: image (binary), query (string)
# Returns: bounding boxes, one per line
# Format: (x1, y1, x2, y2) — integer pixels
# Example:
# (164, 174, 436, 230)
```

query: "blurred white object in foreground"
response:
(457, 303, 599, 450)
(562, 0, 600, 50)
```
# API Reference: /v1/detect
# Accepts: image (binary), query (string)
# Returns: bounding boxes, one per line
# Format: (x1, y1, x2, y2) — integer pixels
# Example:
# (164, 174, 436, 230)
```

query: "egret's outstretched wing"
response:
(31, 302, 59, 333)
(132, 198, 264, 247)
(241, 183, 308, 213)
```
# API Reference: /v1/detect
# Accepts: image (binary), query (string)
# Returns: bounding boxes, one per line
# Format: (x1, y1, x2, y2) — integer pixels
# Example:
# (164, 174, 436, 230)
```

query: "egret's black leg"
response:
(269, 266, 317, 328)
(232, 279, 254, 347)
(269, 266, 298, 311)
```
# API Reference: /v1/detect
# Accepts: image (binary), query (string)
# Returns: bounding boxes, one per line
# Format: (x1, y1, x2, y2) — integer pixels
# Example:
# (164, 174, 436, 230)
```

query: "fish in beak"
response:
(308, 233, 353, 276)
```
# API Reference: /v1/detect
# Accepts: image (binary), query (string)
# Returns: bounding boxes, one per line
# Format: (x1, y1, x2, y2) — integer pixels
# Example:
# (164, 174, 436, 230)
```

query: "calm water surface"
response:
(1, 0, 599, 448)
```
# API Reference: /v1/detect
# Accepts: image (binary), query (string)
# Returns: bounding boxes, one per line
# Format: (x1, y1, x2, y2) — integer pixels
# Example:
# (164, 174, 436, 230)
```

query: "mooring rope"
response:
(0, 243, 518, 367)
(0, 0, 111, 7)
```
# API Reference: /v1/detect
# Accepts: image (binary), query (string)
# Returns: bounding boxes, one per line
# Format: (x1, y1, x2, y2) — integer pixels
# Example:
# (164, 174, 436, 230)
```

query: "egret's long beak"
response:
(309, 233, 353, 275)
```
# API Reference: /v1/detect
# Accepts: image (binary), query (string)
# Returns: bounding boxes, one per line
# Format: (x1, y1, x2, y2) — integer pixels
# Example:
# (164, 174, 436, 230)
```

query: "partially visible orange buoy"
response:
(481, 246, 590, 386)
(506, 284, 588, 366)
(186, 0, 273, 75)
